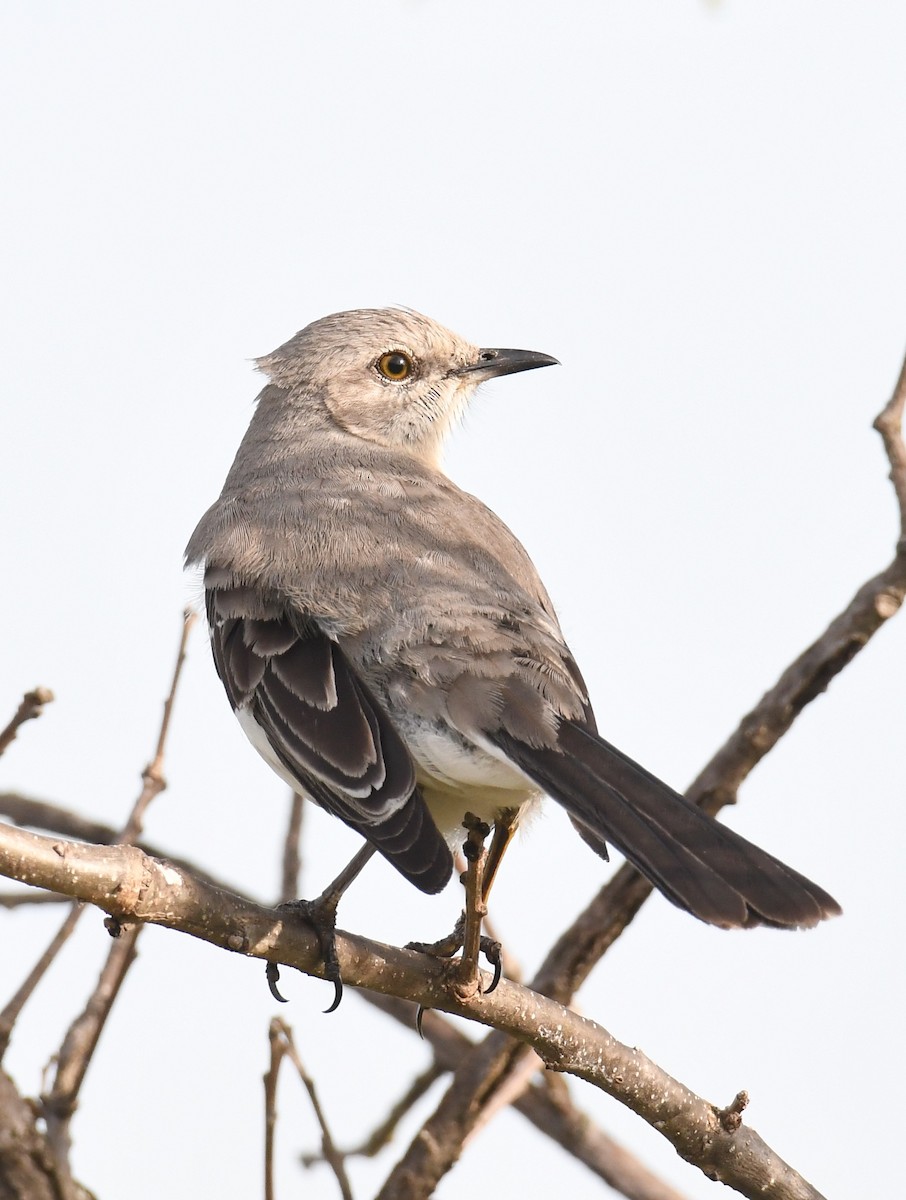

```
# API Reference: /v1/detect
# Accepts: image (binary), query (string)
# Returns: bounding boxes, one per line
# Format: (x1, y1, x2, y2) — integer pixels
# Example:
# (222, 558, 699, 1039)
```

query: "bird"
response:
(186, 306, 840, 996)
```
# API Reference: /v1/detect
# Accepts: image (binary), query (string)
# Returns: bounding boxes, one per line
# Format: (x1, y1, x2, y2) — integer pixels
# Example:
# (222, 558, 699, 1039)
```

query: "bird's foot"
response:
(266, 895, 343, 1012)
(406, 911, 466, 959)
(407, 813, 503, 1017)
(406, 914, 503, 990)
(264, 844, 377, 1010)
(407, 918, 502, 1036)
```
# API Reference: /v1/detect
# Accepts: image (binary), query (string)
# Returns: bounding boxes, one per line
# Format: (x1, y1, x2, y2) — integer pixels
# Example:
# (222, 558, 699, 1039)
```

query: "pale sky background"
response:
(1, 3, 904, 1198)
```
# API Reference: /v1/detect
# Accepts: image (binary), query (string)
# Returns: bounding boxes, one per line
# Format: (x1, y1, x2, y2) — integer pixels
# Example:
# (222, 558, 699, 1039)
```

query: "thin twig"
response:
(0, 888, 70, 907)
(117, 610, 197, 846)
(279, 791, 305, 905)
(0, 688, 54, 759)
(873, 342, 906, 530)
(41, 929, 140, 1194)
(0, 792, 117, 843)
(38, 612, 196, 1190)
(264, 1018, 283, 1200)
(267, 1018, 354, 1200)
(302, 1061, 445, 1165)
(0, 903, 84, 1057)
(535, 1071, 691, 1200)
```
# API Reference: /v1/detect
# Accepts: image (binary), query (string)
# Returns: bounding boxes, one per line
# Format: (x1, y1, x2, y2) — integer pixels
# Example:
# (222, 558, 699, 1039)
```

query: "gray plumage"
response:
(187, 307, 840, 929)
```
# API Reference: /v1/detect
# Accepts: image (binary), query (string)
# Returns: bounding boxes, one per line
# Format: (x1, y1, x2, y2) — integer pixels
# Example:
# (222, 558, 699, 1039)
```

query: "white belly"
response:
(407, 725, 541, 840)
(236, 705, 540, 842)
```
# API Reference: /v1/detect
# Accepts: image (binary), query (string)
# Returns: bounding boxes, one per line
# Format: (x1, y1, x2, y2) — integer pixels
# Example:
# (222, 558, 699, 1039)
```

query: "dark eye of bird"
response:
(377, 351, 413, 381)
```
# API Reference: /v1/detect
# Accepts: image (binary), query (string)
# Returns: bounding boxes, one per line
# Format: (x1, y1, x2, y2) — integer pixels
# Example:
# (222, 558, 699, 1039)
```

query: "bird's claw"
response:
(407, 918, 502, 992)
(266, 960, 288, 1003)
(479, 936, 503, 994)
(267, 897, 345, 1011)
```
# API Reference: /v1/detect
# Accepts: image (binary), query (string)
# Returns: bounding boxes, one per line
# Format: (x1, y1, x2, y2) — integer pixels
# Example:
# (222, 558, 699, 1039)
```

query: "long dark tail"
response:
(491, 720, 840, 929)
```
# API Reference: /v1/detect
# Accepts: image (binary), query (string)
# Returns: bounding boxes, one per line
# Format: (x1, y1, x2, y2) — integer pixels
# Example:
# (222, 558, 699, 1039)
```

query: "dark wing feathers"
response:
(206, 588, 452, 895)
(213, 618, 264, 704)
(490, 717, 840, 930)
(260, 716, 453, 891)
(243, 618, 298, 657)
(267, 632, 338, 707)
(257, 660, 380, 790)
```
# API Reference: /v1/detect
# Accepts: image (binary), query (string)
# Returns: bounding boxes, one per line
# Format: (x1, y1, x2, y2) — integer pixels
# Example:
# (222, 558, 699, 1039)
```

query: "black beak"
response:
(452, 346, 560, 381)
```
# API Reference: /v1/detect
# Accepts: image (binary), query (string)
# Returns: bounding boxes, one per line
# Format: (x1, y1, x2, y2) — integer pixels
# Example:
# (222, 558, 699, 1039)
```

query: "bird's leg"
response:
(480, 807, 520, 905)
(408, 811, 509, 995)
(266, 842, 376, 1011)
(461, 807, 521, 990)
(455, 813, 492, 989)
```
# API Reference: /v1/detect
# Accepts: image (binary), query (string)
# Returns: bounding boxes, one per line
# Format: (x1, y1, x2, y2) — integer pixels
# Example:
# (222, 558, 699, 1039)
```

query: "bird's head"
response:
(254, 307, 558, 464)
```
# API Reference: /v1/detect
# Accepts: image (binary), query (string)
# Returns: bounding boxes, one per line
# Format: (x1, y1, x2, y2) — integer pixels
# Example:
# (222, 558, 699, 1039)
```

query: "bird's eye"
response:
(377, 351, 413, 381)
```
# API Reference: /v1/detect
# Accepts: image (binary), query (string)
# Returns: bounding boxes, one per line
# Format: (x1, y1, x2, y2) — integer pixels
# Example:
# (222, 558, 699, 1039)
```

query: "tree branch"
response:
(0, 904, 84, 1059)
(265, 1018, 353, 1200)
(0, 613, 197, 1198)
(364, 992, 691, 1200)
(0, 822, 828, 1200)
(0, 689, 54, 761)
(278, 792, 306, 905)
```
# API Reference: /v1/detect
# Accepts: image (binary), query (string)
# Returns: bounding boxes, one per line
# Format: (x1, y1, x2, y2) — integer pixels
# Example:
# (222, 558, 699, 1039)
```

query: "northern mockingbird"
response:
(186, 307, 839, 993)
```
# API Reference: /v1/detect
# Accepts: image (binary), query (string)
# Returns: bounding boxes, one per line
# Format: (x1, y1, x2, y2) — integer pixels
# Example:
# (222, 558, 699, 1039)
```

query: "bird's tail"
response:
(491, 720, 840, 929)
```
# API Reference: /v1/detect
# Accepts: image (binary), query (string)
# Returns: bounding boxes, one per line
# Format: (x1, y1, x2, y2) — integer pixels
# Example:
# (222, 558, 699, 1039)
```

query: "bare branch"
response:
(0, 904, 84, 1059)
(374, 992, 685, 1198)
(267, 1018, 354, 1200)
(40, 927, 140, 1196)
(31, 612, 196, 1192)
(302, 1061, 444, 1164)
(0, 889, 71, 908)
(0, 1068, 69, 1200)
(874, 343, 906, 529)
(278, 791, 306, 905)
(0, 793, 119, 844)
(3, 791, 664, 1192)
(117, 610, 196, 846)
(363, 992, 689, 1200)
(534, 1072, 692, 1200)
(0, 823, 829, 1200)
(0, 688, 54, 760)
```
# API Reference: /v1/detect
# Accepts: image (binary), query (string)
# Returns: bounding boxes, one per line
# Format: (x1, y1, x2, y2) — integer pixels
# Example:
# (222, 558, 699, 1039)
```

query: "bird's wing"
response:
(206, 586, 453, 894)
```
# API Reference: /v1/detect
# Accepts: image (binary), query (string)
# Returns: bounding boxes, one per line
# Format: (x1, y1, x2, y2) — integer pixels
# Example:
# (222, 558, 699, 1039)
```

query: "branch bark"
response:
(0, 614, 196, 1200)
(365, 992, 690, 1200)
(0, 822, 828, 1200)
(0, 689, 54, 761)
